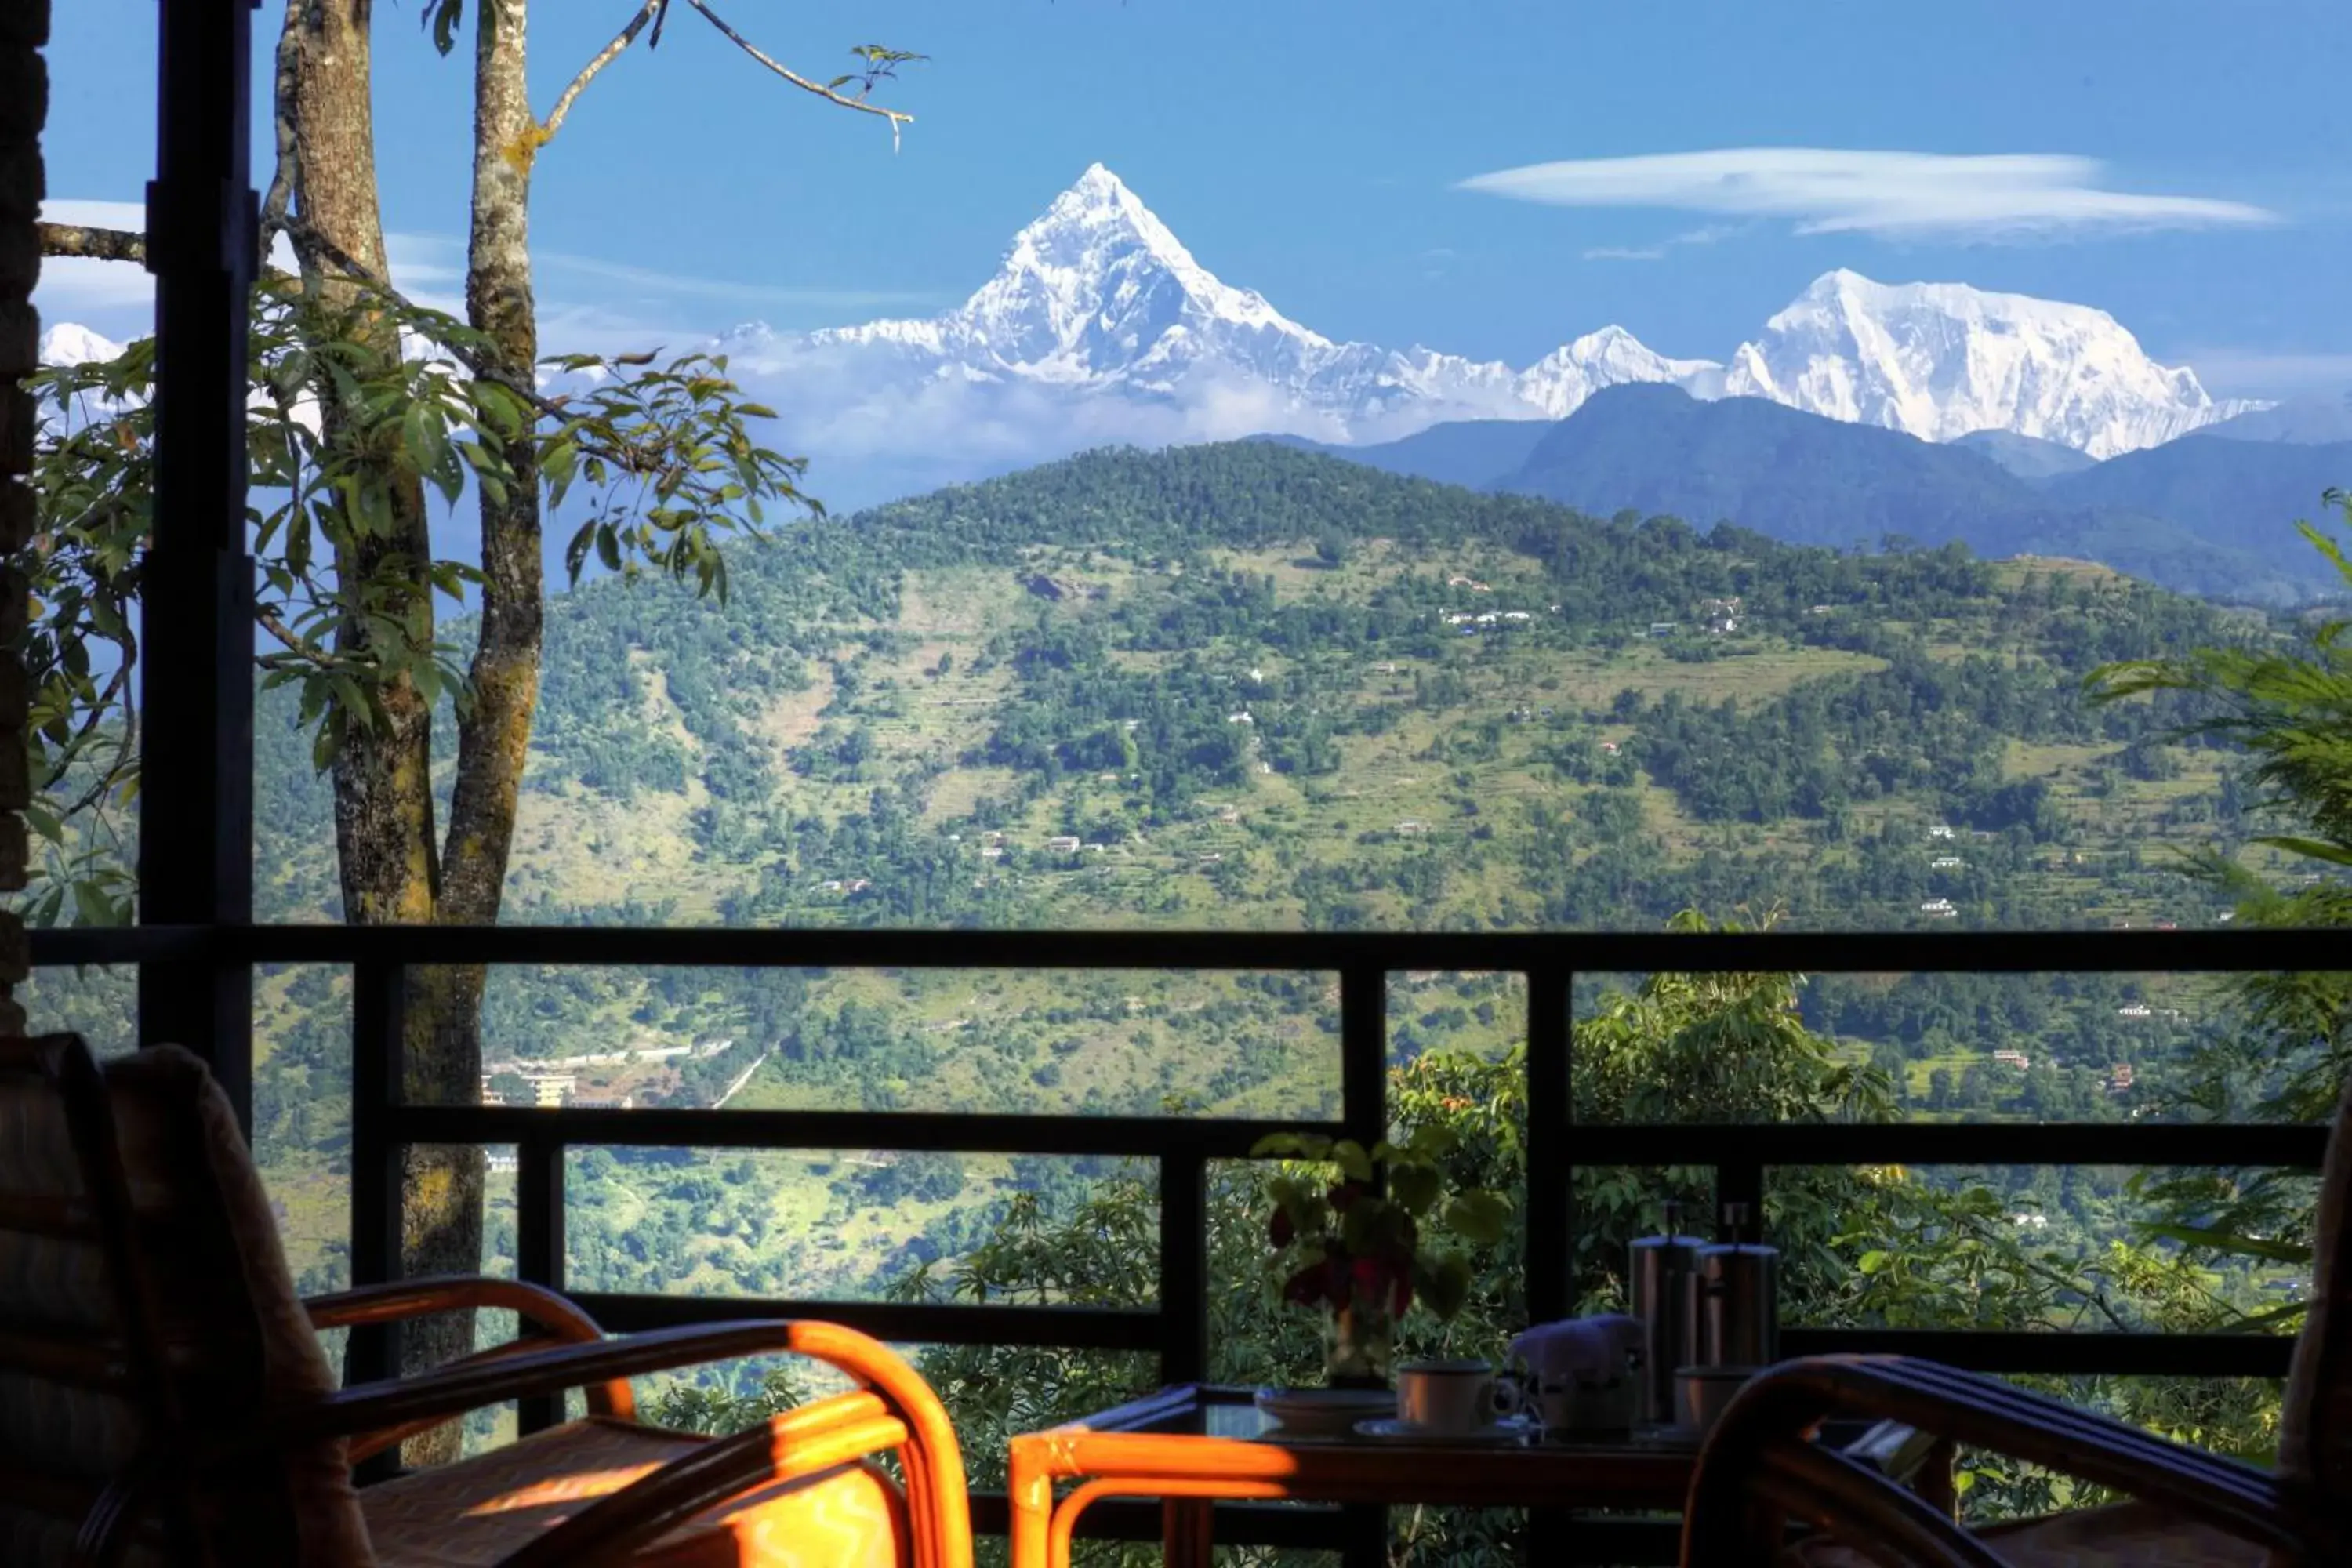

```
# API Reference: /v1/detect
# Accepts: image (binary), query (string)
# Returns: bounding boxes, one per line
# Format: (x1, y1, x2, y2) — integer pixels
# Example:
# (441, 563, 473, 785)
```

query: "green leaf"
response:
(1422, 1251, 1472, 1319)
(2137, 1222, 2312, 1265)
(1387, 1163, 1443, 1217)
(1442, 1190, 1512, 1248)
(425, 0, 464, 56)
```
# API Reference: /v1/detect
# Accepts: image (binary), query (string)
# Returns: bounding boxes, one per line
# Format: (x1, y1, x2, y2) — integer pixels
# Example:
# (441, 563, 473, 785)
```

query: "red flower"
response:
(1324, 1254, 1352, 1309)
(1269, 1207, 1294, 1248)
(1328, 1182, 1359, 1212)
(1283, 1264, 1326, 1308)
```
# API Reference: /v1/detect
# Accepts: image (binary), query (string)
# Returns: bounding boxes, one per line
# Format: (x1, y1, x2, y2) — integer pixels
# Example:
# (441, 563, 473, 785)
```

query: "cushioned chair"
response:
(1679, 1075, 2352, 1567)
(0, 1033, 973, 1567)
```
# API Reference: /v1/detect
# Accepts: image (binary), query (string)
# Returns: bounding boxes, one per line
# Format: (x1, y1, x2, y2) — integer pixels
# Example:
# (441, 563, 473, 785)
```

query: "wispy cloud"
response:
(536, 252, 938, 310)
(1465, 149, 2277, 241)
(1582, 221, 1745, 263)
(33, 199, 466, 327)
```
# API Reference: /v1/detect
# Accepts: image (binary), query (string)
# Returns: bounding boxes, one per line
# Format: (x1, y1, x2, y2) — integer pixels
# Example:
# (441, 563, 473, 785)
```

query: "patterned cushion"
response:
(1787, 1501, 2270, 1566)
(0, 1040, 370, 1566)
(361, 1416, 909, 1568)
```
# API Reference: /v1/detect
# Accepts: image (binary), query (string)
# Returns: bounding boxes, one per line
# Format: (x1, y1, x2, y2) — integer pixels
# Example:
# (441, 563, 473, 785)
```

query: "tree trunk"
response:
(383, 0, 550, 1467)
(285, 0, 479, 1466)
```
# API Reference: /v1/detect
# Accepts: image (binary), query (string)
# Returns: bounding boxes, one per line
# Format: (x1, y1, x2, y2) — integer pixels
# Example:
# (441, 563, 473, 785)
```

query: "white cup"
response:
(1397, 1359, 1520, 1433)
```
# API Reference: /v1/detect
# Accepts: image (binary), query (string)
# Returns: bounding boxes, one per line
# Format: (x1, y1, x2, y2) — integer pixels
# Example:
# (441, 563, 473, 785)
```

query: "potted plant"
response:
(1254, 1125, 1512, 1386)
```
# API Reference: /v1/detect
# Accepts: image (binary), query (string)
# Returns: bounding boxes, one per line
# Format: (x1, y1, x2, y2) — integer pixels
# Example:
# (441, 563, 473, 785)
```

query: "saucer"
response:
(1354, 1414, 1537, 1445)
(1254, 1388, 1396, 1437)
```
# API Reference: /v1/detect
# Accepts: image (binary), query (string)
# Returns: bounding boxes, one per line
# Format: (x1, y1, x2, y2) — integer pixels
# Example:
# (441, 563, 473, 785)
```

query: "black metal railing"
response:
(30, 922, 2336, 1561)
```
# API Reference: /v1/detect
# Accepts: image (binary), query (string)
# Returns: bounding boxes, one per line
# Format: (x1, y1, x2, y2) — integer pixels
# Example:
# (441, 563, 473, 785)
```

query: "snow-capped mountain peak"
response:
(800, 164, 1330, 388)
(38, 321, 127, 368)
(707, 169, 2260, 469)
(1723, 270, 2256, 458)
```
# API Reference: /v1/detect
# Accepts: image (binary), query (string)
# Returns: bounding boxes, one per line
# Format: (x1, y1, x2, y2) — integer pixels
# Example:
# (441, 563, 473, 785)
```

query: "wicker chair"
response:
(0, 1033, 974, 1567)
(1679, 1076, 2352, 1567)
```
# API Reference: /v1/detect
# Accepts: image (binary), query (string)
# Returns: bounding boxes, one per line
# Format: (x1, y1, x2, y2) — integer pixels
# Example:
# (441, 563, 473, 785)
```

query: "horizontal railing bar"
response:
(577, 1293, 1163, 1352)
(31, 922, 2352, 974)
(961, 1495, 1681, 1563)
(394, 1109, 2333, 1165)
(1780, 1327, 2296, 1380)
(1565, 1122, 2331, 1168)
(967, 1493, 1372, 1548)
(583, 1299, 2293, 1378)
(395, 1105, 1338, 1156)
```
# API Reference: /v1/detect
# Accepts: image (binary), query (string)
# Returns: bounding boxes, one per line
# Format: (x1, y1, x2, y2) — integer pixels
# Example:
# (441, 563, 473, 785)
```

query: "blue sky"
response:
(37, 0, 2352, 397)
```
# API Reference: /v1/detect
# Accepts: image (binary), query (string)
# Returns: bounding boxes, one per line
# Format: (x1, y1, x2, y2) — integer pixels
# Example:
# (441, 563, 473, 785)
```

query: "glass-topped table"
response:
(1007, 1384, 1855, 1568)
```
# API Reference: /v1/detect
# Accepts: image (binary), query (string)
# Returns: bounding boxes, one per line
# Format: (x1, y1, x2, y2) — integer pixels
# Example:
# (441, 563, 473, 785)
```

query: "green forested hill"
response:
(85, 437, 2284, 1301)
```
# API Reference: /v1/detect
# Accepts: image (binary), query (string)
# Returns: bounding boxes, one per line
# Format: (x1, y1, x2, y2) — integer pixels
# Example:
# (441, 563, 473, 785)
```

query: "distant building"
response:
(1920, 898, 1958, 917)
(1647, 622, 1679, 637)
(1395, 820, 1430, 836)
(2115, 1004, 2153, 1020)
(2109, 1062, 2137, 1092)
(1046, 835, 1082, 854)
(1992, 1049, 2031, 1070)
(1928, 824, 1957, 840)
(1931, 855, 1964, 869)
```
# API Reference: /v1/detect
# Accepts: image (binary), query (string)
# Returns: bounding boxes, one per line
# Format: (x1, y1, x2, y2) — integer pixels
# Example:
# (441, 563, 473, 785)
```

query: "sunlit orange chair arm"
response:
(302, 1272, 636, 1458)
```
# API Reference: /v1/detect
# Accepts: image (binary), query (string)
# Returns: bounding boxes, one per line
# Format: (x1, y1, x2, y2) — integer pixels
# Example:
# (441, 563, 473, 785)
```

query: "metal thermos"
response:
(1695, 1203, 1780, 1368)
(1628, 1200, 1701, 1425)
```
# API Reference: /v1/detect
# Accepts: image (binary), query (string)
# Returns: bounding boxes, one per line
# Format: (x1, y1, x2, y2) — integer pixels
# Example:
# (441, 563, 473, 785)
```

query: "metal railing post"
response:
(516, 1131, 567, 1433)
(1156, 1145, 1210, 1387)
(347, 958, 405, 1480)
(140, 0, 260, 1123)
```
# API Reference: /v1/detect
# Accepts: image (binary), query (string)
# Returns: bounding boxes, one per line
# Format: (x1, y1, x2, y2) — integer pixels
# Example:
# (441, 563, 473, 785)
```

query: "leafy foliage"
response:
(14, 278, 810, 918)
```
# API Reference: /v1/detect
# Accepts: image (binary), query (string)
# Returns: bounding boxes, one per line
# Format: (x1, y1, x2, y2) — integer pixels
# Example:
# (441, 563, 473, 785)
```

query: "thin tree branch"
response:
(37, 223, 147, 264)
(682, 0, 915, 147)
(256, 607, 332, 665)
(36, 662, 132, 793)
(257, 0, 305, 269)
(543, 0, 666, 141)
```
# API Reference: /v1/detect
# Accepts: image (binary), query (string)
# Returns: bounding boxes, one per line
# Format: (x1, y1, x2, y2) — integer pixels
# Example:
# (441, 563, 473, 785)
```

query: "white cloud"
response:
(1582, 221, 1745, 263)
(536, 252, 938, 311)
(1463, 149, 2277, 241)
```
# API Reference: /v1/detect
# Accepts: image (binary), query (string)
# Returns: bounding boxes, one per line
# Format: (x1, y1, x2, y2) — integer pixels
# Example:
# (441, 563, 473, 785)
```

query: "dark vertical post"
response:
(140, 0, 259, 1123)
(1156, 1145, 1209, 1388)
(1339, 962, 1385, 1145)
(1524, 960, 1573, 1566)
(1716, 1162, 1765, 1240)
(347, 958, 405, 1481)
(1523, 962, 1572, 1322)
(515, 1131, 566, 1434)
(1336, 963, 1386, 1568)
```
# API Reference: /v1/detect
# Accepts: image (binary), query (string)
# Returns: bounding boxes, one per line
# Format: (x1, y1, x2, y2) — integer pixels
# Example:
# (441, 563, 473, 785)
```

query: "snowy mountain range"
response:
(39, 163, 2270, 474)
(703, 163, 2262, 466)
